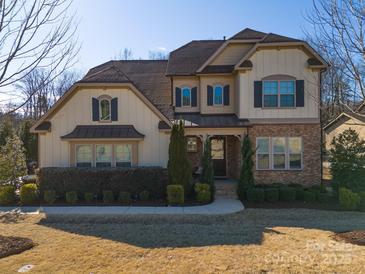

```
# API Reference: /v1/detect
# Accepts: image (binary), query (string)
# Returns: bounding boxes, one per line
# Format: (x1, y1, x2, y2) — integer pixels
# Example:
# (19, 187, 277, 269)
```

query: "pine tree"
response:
(0, 119, 13, 146)
(177, 120, 192, 193)
(201, 137, 214, 197)
(167, 123, 179, 184)
(20, 120, 38, 162)
(237, 134, 255, 200)
(0, 135, 27, 186)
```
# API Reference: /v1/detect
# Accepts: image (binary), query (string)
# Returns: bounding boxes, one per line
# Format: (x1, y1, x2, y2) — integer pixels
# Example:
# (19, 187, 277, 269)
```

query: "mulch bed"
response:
(333, 231, 365, 246)
(0, 235, 34, 258)
(244, 201, 341, 211)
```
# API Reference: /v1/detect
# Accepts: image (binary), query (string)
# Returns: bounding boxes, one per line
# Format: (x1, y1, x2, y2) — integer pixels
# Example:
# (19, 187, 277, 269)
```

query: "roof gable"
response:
(229, 28, 266, 40)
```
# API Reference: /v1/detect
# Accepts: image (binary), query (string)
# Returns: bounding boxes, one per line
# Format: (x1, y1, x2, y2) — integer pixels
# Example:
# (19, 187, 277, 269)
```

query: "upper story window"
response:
(99, 98, 111, 121)
(213, 85, 223, 105)
(182, 87, 191, 107)
(263, 80, 295, 108)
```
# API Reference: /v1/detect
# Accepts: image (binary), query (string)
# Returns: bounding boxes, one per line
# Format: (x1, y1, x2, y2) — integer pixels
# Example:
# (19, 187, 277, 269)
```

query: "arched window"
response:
(182, 87, 191, 107)
(213, 85, 223, 105)
(99, 96, 111, 121)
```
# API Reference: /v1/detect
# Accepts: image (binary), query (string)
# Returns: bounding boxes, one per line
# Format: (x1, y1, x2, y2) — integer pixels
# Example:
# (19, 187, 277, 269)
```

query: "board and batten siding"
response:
(38, 87, 169, 168)
(238, 48, 320, 120)
(210, 43, 253, 66)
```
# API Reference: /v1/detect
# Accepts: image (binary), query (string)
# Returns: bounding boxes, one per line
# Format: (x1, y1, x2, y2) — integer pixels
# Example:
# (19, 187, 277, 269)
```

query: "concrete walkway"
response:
(0, 198, 244, 215)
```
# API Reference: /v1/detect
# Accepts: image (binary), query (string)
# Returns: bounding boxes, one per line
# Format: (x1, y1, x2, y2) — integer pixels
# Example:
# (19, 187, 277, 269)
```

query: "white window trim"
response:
(262, 80, 296, 109)
(181, 86, 192, 107)
(256, 137, 303, 171)
(213, 85, 224, 106)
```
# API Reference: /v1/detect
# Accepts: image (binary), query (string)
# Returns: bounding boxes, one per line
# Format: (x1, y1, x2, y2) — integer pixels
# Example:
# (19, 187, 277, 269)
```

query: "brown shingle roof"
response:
(80, 60, 173, 119)
(165, 40, 224, 76)
(239, 60, 253, 68)
(307, 58, 324, 66)
(34, 121, 51, 131)
(199, 65, 234, 74)
(259, 33, 302, 43)
(229, 28, 267, 40)
(61, 125, 145, 139)
(175, 113, 250, 128)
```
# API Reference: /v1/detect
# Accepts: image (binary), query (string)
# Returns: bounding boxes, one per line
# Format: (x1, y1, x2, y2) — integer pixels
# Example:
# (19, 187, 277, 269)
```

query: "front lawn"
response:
(0, 209, 365, 273)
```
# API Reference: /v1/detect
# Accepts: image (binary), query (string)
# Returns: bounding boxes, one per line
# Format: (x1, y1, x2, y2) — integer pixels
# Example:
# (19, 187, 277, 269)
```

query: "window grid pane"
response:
(280, 94, 295, 107)
(96, 145, 112, 167)
(273, 154, 286, 169)
(257, 154, 270, 169)
(100, 99, 110, 120)
(214, 86, 223, 105)
(116, 144, 132, 167)
(76, 145, 92, 167)
(264, 95, 278, 107)
(182, 88, 191, 106)
(289, 154, 302, 169)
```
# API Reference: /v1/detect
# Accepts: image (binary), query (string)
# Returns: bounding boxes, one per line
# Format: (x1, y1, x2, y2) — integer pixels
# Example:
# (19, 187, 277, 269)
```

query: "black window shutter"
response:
(111, 97, 118, 121)
(92, 97, 99, 121)
(223, 85, 230, 105)
(296, 80, 305, 107)
(207, 85, 213, 106)
(191, 87, 197, 107)
(254, 81, 262, 108)
(175, 87, 181, 107)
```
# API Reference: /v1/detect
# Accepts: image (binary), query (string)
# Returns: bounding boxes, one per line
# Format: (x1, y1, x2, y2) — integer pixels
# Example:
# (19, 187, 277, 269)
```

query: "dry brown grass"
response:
(0, 209, 365, 273)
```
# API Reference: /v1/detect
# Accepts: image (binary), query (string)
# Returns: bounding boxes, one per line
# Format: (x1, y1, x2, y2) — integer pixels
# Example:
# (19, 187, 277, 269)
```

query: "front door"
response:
(211, 137, 226, 177)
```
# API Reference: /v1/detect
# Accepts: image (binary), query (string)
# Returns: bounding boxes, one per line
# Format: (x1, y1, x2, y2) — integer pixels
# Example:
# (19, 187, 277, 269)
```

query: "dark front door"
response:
(211, 137, 226, 177)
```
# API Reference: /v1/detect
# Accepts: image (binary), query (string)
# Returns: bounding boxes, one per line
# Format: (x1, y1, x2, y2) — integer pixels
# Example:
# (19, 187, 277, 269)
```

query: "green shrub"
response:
(44, 190, 56, 204)
(167, 185, 184, 205)
(196, 190, 211, 203)
(0, 185, 16, 205)
(359, 192, 365, 212)
(20, 183, 39, 204)
(103, 190, 114, 203)
(38, 167, 168, 199)
(303, 191, 316, 202)
(279, 187, 296, 202)
(194, 183, 210, 193)
(66, 191, 78, 204)
(264, 188, 279, 202)
(118, 191, 131, 204)
(272, 183, 285, 188)
(339, 188, 360, 210)
(295, 188, 305, 201)
(139, 190, 150, 201)
(317, 192, 332, 203)
(22, 175, 37, 184)
(246, 188, 265, 203)
(84, 192, 94, 203)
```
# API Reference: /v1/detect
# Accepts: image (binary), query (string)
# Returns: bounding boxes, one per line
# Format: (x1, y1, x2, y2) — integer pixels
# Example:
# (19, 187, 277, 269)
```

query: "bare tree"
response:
(15, 68, 80, 119)
(0, 0, 80, 115)
(114, 48, 133, 60)
(148, 50, 169, 60)
(305, 0, 365, 115)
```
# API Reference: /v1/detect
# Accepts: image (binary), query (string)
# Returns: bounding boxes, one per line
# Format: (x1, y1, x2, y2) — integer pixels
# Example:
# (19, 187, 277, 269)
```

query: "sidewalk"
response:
(0, 198, 244, 215)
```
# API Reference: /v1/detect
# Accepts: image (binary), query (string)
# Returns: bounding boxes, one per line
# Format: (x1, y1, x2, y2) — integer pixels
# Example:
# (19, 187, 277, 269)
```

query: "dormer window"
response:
(100, 98, 111, 121)
(213, 85, 223, 105)
(182, 87, 191, 107)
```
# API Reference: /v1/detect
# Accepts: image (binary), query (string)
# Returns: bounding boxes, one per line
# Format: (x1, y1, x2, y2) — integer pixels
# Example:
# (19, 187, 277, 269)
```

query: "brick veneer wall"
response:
(227, 136, 241, 179)
(249, 123, 321, 186)
(187, 137, 202, 172)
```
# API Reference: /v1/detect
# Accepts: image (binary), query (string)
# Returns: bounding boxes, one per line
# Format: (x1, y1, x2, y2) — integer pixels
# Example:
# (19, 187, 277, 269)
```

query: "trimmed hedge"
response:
(0, 186, 16, 205)
(103, 191, 114, 203)
(264, 188, 279, 202)
(167, 185, 184, 205)
(66, 191, 78, 204)
(359, 192, 365, 212)
(84, 192, 94, 202)
(247, 188, 265, 203)
(20, 184, 39, 204)
(279, 187, 296, 202)
(44, 190, 56, 204)
(303, 191, 316, 202)
(339, 188, 360, 210)
(38, 167, 168, 199)
(196, 190, 211, 203)
(118, 191, 131, 203)
(194, 183, 210, 193)
(139, 191, 150, 201)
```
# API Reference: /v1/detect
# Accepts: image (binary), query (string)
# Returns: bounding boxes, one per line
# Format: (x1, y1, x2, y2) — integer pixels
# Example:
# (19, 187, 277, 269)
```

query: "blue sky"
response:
(73, 0, 314, 73)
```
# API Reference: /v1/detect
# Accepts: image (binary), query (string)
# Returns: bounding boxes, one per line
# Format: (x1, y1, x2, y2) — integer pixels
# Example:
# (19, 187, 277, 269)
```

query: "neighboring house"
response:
(324, 105, 365, 152)
(31, 28, 327, 186)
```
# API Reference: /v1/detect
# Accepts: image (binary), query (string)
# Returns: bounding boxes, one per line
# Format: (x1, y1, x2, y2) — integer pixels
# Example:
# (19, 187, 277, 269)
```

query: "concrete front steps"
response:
(215, 179, 238, 199)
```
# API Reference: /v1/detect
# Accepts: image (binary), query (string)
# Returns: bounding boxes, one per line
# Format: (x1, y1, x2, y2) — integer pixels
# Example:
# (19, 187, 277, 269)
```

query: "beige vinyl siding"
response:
(238, 48, 320, 120)
(200, 75, 235, 114)
(325, 117, 365, 152)
(38, 87, 169, 168)
(210, 43, 253, 65)
(172, 76, 200, 113)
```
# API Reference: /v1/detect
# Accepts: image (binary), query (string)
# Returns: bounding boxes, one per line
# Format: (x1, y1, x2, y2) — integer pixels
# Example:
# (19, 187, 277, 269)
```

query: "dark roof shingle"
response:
(199, 65, 234, 74)
(174, 113, 250, 128)
(229, 28, 267, 40)
(61, 125, 145, 139)
(34, 121, 51, 131)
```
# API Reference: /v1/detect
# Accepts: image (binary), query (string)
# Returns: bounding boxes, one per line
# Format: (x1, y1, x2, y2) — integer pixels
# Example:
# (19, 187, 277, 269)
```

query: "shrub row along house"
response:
(31, 28, 328, 186)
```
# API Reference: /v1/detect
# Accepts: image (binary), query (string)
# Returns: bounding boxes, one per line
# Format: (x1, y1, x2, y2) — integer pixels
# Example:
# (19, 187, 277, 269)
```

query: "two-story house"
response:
(31, 28, 327, 186)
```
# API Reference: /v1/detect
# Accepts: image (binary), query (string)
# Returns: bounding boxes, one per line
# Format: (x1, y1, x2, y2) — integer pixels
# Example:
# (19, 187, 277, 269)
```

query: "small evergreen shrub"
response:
(246, 188, 265, 203)
(264, 188, 279, 202)
(0, 186, 16, 204)
(84, 192, 94, 203)
(44, 190, 56, 204)
(295, 188, 305, 201)
(339, 188, 360, 210)
(317, 192, 332, 203)
(66, 191, 78, 204)
(22, 175, 37, 184)
(118, 191, 131, 203)
(279, 187, 296, 202)
(194, 183, 210, 193)
(103, 190, 114, 203)
(139, 190, 150, 201)
(359, 192, 365, 212)
(167, 185, 184, 205)
(20, 183, 39, 204)
(303, 191, 316, 202)
(196, 190, 211, 203)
